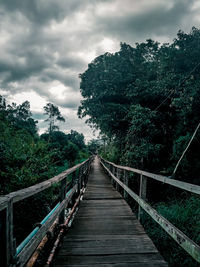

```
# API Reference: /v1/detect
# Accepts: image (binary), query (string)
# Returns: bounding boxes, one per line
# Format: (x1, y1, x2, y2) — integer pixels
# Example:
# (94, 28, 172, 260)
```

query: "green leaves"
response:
(43, 102, 65, 135)
(79, 27, 200, 180)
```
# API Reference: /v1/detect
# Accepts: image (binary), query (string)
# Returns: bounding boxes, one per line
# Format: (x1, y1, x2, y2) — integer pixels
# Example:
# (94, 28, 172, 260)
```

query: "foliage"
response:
(0, 98, 53, 194)
(141, 196, 200, 267)
(87, 139, 101, 154)
(78, 27, 200, 182)
(0, 95, 89, 245)
(43, 102, 65, 135)
(67, 130, 86, 150)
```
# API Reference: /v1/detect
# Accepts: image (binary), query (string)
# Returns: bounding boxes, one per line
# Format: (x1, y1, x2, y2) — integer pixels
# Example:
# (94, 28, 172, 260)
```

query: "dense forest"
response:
(78, 27, 200, 267)
(0, 96, 92, 194)
(0, 95, 98, 246)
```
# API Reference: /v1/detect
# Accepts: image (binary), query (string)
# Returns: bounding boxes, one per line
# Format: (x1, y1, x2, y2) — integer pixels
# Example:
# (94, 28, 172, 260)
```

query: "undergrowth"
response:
(140, 196, 200, 267)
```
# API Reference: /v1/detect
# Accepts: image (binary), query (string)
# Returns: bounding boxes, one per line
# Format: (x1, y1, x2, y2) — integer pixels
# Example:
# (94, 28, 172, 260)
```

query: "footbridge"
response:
(1, 155, 200, 266)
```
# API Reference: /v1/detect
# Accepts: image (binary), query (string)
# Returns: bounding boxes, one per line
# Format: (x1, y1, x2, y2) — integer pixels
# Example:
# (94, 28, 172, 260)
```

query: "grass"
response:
(140, 196, 200, 267)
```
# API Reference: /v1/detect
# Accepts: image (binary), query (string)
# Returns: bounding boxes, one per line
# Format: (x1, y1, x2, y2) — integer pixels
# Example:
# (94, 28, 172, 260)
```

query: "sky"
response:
(0, 0, 200, 142)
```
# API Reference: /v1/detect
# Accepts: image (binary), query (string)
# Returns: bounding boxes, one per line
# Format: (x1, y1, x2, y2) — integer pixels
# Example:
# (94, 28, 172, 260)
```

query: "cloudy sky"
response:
(0, 0, 200, 141)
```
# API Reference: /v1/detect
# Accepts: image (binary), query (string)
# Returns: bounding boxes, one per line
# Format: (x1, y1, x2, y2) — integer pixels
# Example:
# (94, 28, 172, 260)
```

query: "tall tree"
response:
(43, 103, 65, 135)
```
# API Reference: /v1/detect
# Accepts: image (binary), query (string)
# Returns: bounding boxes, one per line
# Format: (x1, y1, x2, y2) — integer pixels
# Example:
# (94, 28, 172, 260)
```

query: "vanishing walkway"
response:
(53, 157, 168, 266)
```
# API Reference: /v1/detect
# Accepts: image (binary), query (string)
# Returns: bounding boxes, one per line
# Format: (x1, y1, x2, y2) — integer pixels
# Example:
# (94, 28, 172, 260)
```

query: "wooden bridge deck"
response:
(53, 157, 168, 267)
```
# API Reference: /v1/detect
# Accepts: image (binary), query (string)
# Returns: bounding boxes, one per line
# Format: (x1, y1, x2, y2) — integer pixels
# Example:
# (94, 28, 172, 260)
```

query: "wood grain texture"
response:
(53, 157, 168, 267)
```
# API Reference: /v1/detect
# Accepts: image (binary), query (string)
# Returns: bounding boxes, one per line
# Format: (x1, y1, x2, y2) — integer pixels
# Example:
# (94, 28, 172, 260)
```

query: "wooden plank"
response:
(62, 238, 158, 253)
(68, 227, 145, 235)
(54, 262, 168, 267)
(75, 210, 133, 217)
(62, 237, 154, 248)
(59, 246, 157, 255)
(101, 161, 200, 264)
(80, 199, 128, 206)
(54, 254, 166, 265)
(62, 234, 150, 241)
(101, 157, 200, 196)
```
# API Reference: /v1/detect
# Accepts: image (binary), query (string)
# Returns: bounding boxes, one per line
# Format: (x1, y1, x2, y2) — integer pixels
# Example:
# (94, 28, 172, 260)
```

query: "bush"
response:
(141, 196, 200, 267)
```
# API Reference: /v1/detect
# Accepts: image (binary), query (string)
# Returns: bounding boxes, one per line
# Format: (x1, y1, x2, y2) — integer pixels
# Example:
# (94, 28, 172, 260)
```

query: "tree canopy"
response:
(79, 27, 200, 182)
(43, 103, 65, 135)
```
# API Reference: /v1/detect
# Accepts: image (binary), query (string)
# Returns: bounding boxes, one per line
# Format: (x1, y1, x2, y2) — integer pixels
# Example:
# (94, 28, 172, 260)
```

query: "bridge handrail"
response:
(0, 158, 91, 211)
(101, 157, 200, 196)
(100, 156, 200, 264)
(0, 156, 93, 267)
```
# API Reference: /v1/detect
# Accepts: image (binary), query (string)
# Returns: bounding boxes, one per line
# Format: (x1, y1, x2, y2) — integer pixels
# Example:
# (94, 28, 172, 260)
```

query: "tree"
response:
(43, 103, 65, 135)
(78, 27, 200, 181)
(67, 130, 85, 150)
(87, 139, 100, 154)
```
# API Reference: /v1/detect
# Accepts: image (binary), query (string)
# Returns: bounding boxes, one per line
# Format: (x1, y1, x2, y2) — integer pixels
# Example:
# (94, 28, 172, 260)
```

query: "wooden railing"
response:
(100, 156, 200, 264)
(0, 156, 93, 267)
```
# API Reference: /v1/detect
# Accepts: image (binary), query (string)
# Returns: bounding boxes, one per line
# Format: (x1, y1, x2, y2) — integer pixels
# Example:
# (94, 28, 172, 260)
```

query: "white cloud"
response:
(7, 91, 46, 112)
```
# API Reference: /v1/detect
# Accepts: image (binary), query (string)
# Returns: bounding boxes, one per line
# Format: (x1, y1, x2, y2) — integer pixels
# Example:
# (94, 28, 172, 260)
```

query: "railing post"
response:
(83, 162, 88, 187)
(123, 170, 129, 201)
(70, 171, 77, 206)
(113, 166, 117, 188)
(138, 174, 147, 221)
(78, 166, 83, 194)
(116, 168, 120, 191)
(110, 165, 114, 186)
(0, 197, 15, 266)
(59, 176, 67, 224)
(83, 162, 87, 186)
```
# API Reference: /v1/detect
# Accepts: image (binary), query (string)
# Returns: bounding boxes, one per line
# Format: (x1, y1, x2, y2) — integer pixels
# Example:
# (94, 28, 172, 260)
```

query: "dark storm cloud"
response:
(0, 0, 86, 25)
(0, 0, 109, 25)
(0, 0, 199, 138)
(57, 55, 85, 70)
(0, 48, 51, 83)
(94, 0, 197, 43)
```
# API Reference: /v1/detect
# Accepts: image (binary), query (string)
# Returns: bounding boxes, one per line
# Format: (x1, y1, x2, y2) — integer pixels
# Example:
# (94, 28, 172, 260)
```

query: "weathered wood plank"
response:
(54, 254, 167, 265)
(62, 237, 155, 248)
(59, 246, 157, 255)
(62, 234, 149, 241)
(54, 263, 168, 267)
